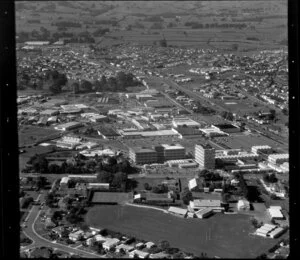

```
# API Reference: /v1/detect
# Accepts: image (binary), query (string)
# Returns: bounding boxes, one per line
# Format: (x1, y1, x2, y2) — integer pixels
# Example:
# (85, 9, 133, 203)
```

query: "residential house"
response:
(102, 238, 120, 251)
(129, 250, 150, 258)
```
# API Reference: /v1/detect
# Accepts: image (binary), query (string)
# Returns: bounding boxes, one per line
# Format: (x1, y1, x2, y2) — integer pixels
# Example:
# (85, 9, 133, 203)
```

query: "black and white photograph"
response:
(15, 1, 290, 258)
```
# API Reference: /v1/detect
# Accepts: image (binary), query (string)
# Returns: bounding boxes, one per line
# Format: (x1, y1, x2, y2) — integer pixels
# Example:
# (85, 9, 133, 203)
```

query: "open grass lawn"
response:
(19, 126, 59, 146)
(86, 205, 278, 258)
(221, 133, 284, 150)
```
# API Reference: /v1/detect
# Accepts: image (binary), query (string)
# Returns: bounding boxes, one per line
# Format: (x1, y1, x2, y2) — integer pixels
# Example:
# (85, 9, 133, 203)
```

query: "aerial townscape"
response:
(17, 1, 289, 259)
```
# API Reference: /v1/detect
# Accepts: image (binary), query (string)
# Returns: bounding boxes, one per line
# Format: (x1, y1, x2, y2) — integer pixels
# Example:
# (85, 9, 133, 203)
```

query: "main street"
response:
(20, 203, 103, 258)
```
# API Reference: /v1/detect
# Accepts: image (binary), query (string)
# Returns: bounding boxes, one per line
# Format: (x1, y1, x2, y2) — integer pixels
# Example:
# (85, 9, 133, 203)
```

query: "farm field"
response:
(16, 1, 287, 50)
(86, 204, 279, 258)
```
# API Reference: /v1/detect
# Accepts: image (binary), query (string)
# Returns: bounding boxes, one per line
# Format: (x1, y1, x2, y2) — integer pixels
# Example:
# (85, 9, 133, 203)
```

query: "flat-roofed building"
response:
(269, 227, 285, 239)
(195, 208, 213, 219)
(195, 144, 215, 169)
(161, 144, 186, 161)
(251, 145, 273, 154)
(173, 127, 203, 139)
(237, 199, 250, 211)
(97, 127, 120, 139)
(60, 177, 70, 188)
(190, 199, 223, 212)
(68, 174, 97, 180)
(87, 183, 110, 190)
(129, 249, 150, 259)
(103, 238, 120, 251)
(25, 41, 50, 45)
(167, 159, 198, 168)
(54, 122, 82, 131)
(213, 124, 240, 134)
(168, 206, 188, 218)
(129, 147, 158, 164)
(40, 109, 59, 116)
(268, 206, 284, 220)
(115, 244, 135, 253)
(268, 154, 289, 164)
(172, 117, 201, 128)
(188, 178, 199, 191)
(56, 135, 82, 149)
(69, 230, 84, 242)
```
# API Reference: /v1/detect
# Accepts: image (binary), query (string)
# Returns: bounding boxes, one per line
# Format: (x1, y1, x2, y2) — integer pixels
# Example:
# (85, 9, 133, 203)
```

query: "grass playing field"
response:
(85, 204, 278, 258)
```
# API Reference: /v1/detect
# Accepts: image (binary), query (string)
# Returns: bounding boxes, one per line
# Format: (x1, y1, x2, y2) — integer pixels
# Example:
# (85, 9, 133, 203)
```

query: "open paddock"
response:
(86, 205, 279, 258)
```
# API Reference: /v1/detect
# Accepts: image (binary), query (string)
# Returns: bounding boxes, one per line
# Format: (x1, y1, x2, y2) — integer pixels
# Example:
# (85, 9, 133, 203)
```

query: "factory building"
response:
(251, 145, 273, 154)
(268, 154, 289, 165)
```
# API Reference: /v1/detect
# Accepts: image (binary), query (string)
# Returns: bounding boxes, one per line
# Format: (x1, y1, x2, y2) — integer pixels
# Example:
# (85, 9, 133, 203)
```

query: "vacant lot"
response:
(86, 205, 278, 258)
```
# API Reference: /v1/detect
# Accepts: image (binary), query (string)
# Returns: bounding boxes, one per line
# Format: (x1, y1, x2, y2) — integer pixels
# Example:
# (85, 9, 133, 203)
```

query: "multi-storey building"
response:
(195, 144, 215, 169)
(129, 147, 158, 164)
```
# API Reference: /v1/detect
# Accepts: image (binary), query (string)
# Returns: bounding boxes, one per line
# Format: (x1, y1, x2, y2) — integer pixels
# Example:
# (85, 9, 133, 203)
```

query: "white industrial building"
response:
(268, 206, 284, 220)
(268, 154, 289, 164)
(172, 117, 201, 128)
(251, 145, 273, 154)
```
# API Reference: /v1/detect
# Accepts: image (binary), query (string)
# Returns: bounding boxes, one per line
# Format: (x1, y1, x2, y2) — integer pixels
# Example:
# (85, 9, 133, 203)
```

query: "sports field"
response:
(86, 205, 278, 258)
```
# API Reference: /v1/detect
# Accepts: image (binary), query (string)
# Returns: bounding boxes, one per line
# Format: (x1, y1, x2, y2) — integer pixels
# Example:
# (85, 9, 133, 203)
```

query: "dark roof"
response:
(214, 124, 239, 129)
(97, 127, 120, 137)
(91, 192, 131, 203)
(175, 127, 202, 135)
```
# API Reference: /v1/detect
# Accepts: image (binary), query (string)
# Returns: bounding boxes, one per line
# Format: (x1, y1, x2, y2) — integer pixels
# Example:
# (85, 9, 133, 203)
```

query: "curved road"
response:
(20, 204, 104, 258)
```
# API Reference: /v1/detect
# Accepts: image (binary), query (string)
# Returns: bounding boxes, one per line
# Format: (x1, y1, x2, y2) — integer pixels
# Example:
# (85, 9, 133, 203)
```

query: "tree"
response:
(159, 39, 168, 47)
(80, 80, 93, 93)
(97, 171, 114, 183)
(21, 197, 34, 209)
(36, 176, 48, 189)
(144, 183, 151, 190)
(111, 172, 127, 190)
(181, 188, 193, 205)
(232, 43, 239, 51)
(71, 82, 80, 93)
(32, 156, 49, 173)
(45, 192, 55, 207)
(158, 240, 170, 250)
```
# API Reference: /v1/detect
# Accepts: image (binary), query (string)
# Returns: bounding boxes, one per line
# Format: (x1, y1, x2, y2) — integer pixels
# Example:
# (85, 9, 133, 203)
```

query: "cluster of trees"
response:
(150, 22, 164, 30)
(72, 72, 141, 94)
(199, 169, 223, 182)
(181, 187, 193, 205)
(185, 22, 248, 29)
(220, 111, 234, 121)
(263, 173, 278, 184)
(193, 102, 216, 115)
(144, 15, 164, 22)
(52, 21, 82, 28)
(44, 70, 68, 94)
(94, 19, 118, 26)
(152, 184, 169, 194)
(92, 28, 110, 37)
(93, 72, 141, 92)
(27, 19, 41, 24)
(246, 37, 260, 41)
(21, 197, 34, 209)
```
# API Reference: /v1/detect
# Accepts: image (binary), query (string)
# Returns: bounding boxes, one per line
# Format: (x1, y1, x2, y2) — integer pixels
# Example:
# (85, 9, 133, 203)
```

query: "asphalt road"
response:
(20, 202, 103, 258)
